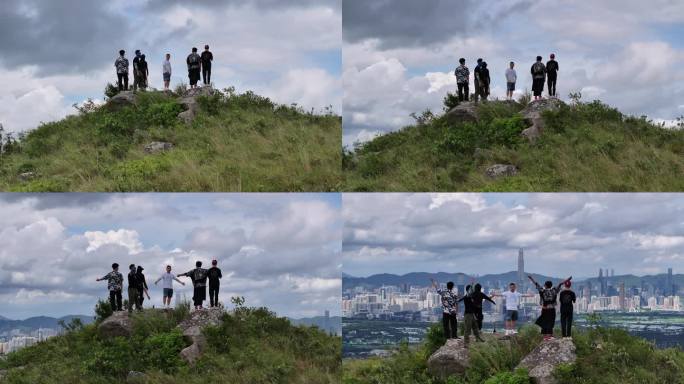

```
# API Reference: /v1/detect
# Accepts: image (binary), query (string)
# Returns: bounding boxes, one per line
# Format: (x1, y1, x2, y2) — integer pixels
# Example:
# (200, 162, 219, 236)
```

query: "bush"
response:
(443, 92, 460, 111)
(483, 369, 531, 384)
(104, 82, 120, 99)
(94, 299, 113, 323)
(140, 329, 186, 371)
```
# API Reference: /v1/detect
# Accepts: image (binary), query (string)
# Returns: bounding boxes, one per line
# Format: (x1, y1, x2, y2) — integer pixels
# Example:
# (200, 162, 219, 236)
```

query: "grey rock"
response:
(177, 307, 224, 365)
(519, 98, 565, 142)
(98, 311, 133, 338)
(427, 334, 511, 380)
(446, 102, 479, 124)
(105, 91, 137, 112)
(517, 338, 577, 384)
(18, 172, 36, 181)
(485, 164, 518, 178)
(143, 141, 174, 154)
(0, 369, 6, 380)
(126, 371, 145, 383)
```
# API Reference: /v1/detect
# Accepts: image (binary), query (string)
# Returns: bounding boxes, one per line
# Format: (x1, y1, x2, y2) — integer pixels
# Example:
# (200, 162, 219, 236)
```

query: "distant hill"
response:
(343, 97, 684, 192)
(290, 315, 342, 335)
(0, 86, 341, 192)
(0, 315, 93, 333)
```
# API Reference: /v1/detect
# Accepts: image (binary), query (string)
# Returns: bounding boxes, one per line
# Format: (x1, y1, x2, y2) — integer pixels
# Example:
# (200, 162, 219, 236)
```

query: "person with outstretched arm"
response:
(505, 61, 517, 100)
(430, 278, 460, 340)
(201, 45, 213, 86)
(187, 47, 202, 89)
(155, 265, 185, 308)
(454, 58, 470, 102)
(458, 285, 486, 347)
(528, 274, 572, 340)
(469, 283, 496, 331)
(559, 280, 576, 338)
(178, 261, 209, 310)
(114, 50, 129, 92)
(208, 260, 222, 308)
(136, 266, 150, 308)
(127, 264, 141, 312)
(96, 263, 124, 311)
(546, 53, 559, 97)
(139, 55, 149, 90)
(530, 56, 547, 101)
(162, 54, 172, 90)
(492, 282, 534, 335)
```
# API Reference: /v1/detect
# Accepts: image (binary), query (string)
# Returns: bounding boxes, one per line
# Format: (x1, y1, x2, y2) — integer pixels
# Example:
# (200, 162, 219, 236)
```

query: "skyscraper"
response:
(518, 248, 525, 288)
(667, 267, 674, 296)
(619, 282, 626, 310)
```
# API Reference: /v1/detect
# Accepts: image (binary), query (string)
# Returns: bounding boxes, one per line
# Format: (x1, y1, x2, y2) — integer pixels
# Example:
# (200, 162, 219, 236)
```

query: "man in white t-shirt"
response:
(505, 61, 517, 100)
(154, 265, 185, 308)
(494, 282, 533, 335)
(162, 53, 172, 90)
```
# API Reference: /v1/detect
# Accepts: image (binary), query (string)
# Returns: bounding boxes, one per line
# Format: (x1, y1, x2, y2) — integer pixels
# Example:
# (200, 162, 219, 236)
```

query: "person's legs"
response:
(202, 67, 208, 85)
(464, 314, 472, 346)
(128, 287, 137, 312)
(442, 313, 451, 338)
(560, 311, 567, 337)
(117, 74, 124, 91)
(115, 290, 122, 311)
(566, 311, 573, 337)
(123, 74, 128, 91)
(473, 79, 479, 102)
(463, 84, 469, 101)
(476, 311, 484, 331)
(138, 290, 144, 309)
(457, 83, 465, 102)
(109, 290, 117, 310)
(450, 314, 458, 338)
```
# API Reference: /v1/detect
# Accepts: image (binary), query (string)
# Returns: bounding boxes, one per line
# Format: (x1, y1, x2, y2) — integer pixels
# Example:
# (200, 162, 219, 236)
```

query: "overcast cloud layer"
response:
(0, 0, 341, 134)
(343, 0, 684, 146)
(343, 193, 684, 278)
(0, 193, 341, 320)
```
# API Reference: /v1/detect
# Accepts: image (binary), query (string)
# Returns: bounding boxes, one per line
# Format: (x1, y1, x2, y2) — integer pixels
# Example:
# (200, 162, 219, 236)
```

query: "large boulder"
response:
(126, 371, 145, 383)
(446, 102, 479, 124)
(176, 87, 214, 124)
(427, 334, 512, 380)
(99, 311, 133, 338)
(485, 164, 518, 178)
(519, 98, 565, 142)
(105, 91, 138, 112)
(177, 307, 224, 364)
(144, 141, 174, 154)
(517, 338, 576, 384)
(18, 172, 36, 181)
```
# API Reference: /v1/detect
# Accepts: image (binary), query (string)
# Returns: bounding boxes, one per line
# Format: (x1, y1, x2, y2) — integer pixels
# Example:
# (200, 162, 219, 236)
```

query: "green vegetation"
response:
(0, 300, 341, 384)
(342, 324, 684, 384)
(343, 96, 684, 191)
(0, 86, 341, 191)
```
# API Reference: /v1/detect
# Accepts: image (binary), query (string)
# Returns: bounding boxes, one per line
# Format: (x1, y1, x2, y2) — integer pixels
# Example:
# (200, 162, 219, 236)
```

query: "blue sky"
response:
(342, 0, 684, 146)
(0, 193, 341, 319)
(0, 0, 341, 134)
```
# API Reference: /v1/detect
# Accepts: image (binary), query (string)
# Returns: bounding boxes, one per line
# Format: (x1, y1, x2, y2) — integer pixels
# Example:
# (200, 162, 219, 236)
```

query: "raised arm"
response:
(154, 276, 161, 285)
(556, 276, 572, 291)
(484, 293, 496, 305)
(527, 275, 541, 289)
(174, 276, 185, 285)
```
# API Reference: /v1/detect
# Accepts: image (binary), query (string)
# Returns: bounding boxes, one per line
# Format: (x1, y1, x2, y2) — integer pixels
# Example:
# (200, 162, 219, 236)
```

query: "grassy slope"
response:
(0, 305, 341, 384)
(0, 90, 341, 192)
(343, 100, 684, 192)
(342, 324, 684, 384)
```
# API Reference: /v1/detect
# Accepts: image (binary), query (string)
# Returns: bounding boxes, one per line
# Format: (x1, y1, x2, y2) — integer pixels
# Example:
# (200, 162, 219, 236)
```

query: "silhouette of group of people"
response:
(97, 260, 223, 312)
(431, 273, 575, 346)
(453, 54, 560, 102)
(114, 45, 214, 92)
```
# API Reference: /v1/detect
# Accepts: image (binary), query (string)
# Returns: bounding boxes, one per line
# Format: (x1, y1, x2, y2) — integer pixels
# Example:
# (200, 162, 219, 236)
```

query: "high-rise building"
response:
(667, 268, 674, 296)
(619, 282, 626, 310)
(518, 248, 525, 288)
(598, 268, 606, 296)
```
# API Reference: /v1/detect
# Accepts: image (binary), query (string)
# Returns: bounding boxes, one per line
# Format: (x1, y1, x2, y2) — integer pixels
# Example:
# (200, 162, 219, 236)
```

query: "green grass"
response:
(342, 324, 684, 384)
(0, 301, 341, 384)
(342, 99, 684, 191)
(0, 88, 341, 191)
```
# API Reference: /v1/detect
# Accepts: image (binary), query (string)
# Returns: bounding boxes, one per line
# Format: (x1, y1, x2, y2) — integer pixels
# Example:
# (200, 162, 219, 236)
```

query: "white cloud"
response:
(84, 229, 144, 254)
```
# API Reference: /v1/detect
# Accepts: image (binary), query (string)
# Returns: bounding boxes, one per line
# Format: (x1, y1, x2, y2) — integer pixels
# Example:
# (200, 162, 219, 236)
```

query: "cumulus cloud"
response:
(343, 193, 684, 278)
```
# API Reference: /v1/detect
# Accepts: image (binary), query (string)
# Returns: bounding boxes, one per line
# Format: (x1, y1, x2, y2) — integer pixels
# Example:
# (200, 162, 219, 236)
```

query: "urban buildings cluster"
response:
(0, 328, 58, 354)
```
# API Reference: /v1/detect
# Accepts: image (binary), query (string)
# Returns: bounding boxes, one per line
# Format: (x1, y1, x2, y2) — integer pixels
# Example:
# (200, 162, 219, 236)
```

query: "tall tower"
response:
(598, 268, 605, 296)
(667, 267, 674, 296)
(518, 248, 525, 288)
(619, 282, 626, 310)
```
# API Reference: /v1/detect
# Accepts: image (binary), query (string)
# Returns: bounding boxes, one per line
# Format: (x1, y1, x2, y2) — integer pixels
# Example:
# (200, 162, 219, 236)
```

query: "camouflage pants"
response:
(463, 313, 482, 345)
(128, 287, 141, 312)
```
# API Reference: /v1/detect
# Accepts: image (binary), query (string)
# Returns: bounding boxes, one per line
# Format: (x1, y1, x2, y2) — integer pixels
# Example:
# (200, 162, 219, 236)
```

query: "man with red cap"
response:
(546, 53, 559, 97)
(559, 280, 576, 338)
(207, 259, 223, 308)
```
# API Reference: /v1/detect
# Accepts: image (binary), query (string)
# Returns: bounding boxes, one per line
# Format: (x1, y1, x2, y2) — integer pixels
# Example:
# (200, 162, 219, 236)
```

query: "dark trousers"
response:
(202, 65, 211, 85)
(209, 284, 219, 307)
(128, 287, 141, 312)
(548, 76, 557, 96)
(109, 289, 122, 311)
(560, 310, 573, 337)
(475, 310, 484, 330)
(442, 312, 458, 339)
(138, 289, 145, 308)
(457, 83, 469, 101)
(538, 308, 556, 335)
(117, 73, 128, 91)
(473, 78, 480, 101)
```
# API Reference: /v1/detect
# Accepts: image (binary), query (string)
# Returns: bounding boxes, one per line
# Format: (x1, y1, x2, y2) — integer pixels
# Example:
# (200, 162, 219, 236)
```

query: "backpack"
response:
(540, 288, 557, 305)
(533, 62, 545, 76)
(188, 54, 200, 68)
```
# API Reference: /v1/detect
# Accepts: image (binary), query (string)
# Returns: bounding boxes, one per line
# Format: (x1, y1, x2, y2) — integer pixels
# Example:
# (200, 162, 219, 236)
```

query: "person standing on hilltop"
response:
(162, 53, 172, 90)
(430, 278, 460, 340)
(528, 275, 572, 340)
(139, 54, 149, 91)
(478, 62, 491, 101)
(127, 264, 142, 312)
(178, 261, 209, 310)
(458, 285, 486, 347)
(132, 50, 142, 91)
(114, 50, 129, 92)
(492, 282, 534, 335)
(207, 259, 223, 308)
(469, 283, 496, 331)
(201, 45, 214, 86)
(546, 53, 559, 97)
(96, 263, 124, 311)
(505, 61, 517, 100)
(187, 47, 202, 89)
(559, 280, 576, 338)
(454, 58, 470, 102)
(154, 265, 186, 308)
(473, 58, 483, 102)
(530, 56, 547, 101)
(136, 266, 150, 308)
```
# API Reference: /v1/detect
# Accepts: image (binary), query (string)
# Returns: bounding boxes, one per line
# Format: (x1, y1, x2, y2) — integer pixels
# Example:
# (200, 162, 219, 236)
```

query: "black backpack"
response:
(540, 288, 557, 305)
(533, 62, 545, 76)
(188, 54, 200, 68)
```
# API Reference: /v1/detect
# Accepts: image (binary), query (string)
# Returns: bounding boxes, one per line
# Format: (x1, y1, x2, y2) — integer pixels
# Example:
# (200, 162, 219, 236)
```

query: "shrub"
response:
(443, 92, 460, 111)
(94, 299, 113, 323)
(104, 82, 120, 99)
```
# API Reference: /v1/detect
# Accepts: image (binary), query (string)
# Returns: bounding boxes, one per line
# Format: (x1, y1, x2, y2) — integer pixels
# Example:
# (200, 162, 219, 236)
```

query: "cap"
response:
(564, 280, 571, 288)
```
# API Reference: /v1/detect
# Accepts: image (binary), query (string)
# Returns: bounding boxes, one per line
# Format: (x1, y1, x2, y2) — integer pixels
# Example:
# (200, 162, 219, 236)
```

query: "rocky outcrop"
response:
(178, 86, 215, 124)
(126, 371, 145, 383)
(18, 172, 36, 181)
(427, 334, 512, 380)
(105, 91, 138, 112)
(519, 98, 565, 142)
(517, 338, 576, 384)
(485, 164, 518, 178)
(178, 307, 224, 364)
(446, 102, 479, 124)
(98, 311, 133, 338)
(144, 141, 174, 154)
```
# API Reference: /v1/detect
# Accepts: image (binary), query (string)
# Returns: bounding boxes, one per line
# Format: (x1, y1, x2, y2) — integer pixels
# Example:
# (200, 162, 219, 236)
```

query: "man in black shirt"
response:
(127, 264, 141, 312)
(470, 283, 495, 331)
(207, 259, 223, 307)
(201, 45, 213, 86)
(458, 285, 493, 347)
(473, 58, 483, 102)
(136, 266, 150, 308)
(132, 50, 142, 91)
(559, 280, 576, 338)
(546, 53, 559, 97)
